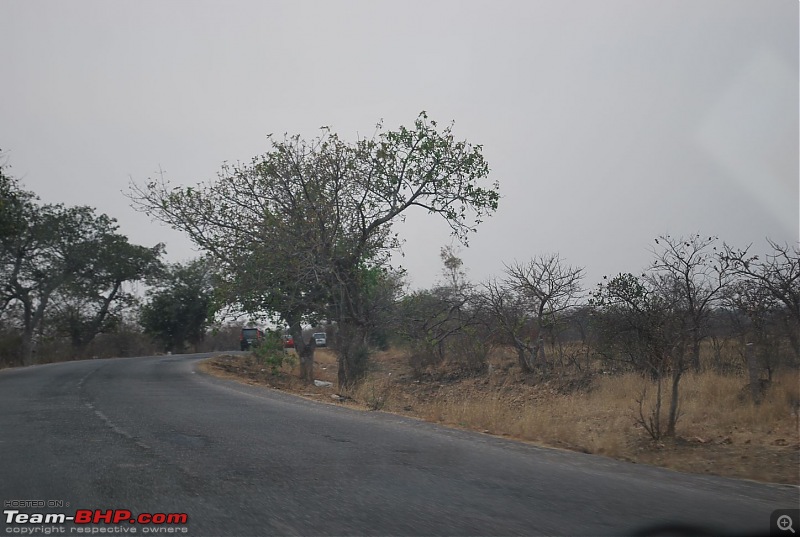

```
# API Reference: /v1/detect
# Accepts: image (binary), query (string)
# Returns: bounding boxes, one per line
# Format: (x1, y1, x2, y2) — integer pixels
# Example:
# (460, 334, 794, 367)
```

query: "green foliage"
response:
(51, 232, 163, 353)
(251, 330, 296, 374)
(0, 158, 163, 364)
(358, 264, 403, 351)
(129, 112, 499, 387)
(139, 259, 214, 353)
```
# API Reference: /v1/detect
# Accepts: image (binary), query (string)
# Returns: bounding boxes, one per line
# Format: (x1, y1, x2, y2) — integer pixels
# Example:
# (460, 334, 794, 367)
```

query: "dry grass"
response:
(202, 345, 800, 484)
(677, 371, 800, 442)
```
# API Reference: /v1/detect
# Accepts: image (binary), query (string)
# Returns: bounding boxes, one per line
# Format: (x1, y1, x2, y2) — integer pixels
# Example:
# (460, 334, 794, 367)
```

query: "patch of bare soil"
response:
(199, 350, 800, 485)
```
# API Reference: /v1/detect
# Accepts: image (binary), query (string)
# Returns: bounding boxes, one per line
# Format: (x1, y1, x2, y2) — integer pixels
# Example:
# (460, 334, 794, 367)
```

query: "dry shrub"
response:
(444, 329, 492, 373)
(256, 344, 798, 462)
(351, 375, 394, 410)
(512, 375, 639, 455)
(203, 342, 800, 483)
(407, 345, 441, 378)
(407, 368, 800, 461)
(411, 385, 632, 457)
(704, 337, 744, 373)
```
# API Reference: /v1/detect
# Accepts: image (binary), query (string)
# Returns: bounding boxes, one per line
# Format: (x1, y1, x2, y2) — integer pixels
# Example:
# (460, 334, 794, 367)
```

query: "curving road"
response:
(1, 354, 797, 536)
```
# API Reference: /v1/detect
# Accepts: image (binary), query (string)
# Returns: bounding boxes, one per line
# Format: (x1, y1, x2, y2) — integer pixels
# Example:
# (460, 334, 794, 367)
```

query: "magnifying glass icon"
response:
(778, 515, 796, 533)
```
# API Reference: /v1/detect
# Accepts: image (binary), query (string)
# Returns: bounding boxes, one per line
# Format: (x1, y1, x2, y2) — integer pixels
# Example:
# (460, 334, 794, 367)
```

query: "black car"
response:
(240, 328, 264, 350)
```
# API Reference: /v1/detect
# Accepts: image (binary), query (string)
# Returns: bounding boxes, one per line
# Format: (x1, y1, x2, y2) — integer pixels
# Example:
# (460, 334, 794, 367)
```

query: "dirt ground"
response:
(199, 348, 800, 485)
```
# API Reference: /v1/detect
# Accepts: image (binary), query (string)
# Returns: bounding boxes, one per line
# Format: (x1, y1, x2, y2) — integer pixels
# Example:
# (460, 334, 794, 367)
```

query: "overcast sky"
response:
(2, 0, 797, 292)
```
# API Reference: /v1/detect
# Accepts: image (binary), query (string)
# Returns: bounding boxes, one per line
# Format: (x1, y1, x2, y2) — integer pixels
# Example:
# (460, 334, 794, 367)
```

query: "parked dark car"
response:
(240, 328, 264, 351)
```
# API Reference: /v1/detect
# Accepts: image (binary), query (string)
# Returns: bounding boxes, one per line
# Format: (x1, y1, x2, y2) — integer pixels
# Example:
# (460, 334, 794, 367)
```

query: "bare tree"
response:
(723, 239, 800, 363)
(721, 275, 781, 401)
(397, 247, 489, 375)
(482, 254, 584, 374)
(649, 234, 732, 371)
(592, 272, 686, 438)
(481, 276, 532, 372)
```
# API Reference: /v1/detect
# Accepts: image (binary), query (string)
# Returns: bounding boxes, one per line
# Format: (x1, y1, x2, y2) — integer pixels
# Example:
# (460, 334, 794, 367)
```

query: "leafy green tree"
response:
(0, 165, 53, 363)
(1, 161, 162, 365)
(335, 263, 405, 380)
(0, 160, 36, 318)
(130, 112, 499, 387)
(139, 259, 214, 353)
(49, 227, 163, 356)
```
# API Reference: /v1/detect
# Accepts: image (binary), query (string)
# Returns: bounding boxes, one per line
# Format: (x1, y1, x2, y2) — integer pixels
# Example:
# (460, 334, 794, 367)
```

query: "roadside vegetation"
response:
(2, 116, 797, 484)
(203, 342, 799, 485)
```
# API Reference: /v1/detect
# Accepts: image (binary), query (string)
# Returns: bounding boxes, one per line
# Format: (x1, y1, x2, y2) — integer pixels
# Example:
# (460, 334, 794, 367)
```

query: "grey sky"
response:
(2, 0, 797, 292)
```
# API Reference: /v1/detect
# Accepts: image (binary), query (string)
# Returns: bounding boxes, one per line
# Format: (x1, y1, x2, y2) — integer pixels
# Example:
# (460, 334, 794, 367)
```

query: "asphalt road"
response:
(1, 354, 797, 536)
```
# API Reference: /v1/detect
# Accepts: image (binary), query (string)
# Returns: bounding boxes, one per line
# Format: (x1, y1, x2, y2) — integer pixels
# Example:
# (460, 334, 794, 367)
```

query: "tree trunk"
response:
(289, 321, 314, 383)
(20, 297, 45, 366)
(21, 328, 35, 366)
(651, 373, 663, 439)
(514, 342, 532, 373)
(518, 349, 530, 373)
(298, 341, 315, 382)
(666, 366, 683, 437)
(690, 337, 701, 371)
(336, 322, 369, 389)
(20, 299, 35, 366)
(69, 283, 121, 359)
(745, 342, 762, 404)
(784, 318, 800, 364)
(537, 335, 547, 373)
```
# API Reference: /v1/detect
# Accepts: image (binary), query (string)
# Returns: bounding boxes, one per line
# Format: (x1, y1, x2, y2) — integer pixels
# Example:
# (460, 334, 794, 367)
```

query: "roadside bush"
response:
(353, 376, 393, 410)
(252, 330, 296, 374)
(443, 327, 492, 373)
(0, 330, 23, 368)
(407, 345, 440, 378)
(81, 321, 158, 358)
(198, 324, 240, 352)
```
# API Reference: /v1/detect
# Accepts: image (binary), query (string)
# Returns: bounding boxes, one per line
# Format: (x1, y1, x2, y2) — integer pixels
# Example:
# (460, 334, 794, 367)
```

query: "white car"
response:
(313, 332, 327, 347)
